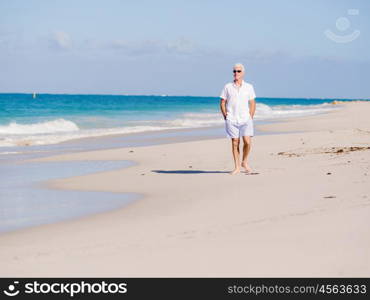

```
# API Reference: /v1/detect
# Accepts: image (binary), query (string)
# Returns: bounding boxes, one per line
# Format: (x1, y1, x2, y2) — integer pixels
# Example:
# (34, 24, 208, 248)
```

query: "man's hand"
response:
(220, 98, 227, 121)
(249, 98, 256, 120)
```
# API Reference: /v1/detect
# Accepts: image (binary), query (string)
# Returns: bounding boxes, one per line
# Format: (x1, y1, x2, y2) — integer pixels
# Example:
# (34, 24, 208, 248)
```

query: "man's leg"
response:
(230, 138, 241, 175)
(241, 136, 252, 173)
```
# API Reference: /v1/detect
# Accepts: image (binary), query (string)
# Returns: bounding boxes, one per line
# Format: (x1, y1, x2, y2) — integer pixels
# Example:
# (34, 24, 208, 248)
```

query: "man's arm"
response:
(249, 98, 256, 119)
(220, 98, 227, 120)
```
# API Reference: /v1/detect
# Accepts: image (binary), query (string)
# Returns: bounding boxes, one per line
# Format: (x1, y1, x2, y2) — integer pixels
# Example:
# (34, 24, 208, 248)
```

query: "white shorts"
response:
(225, 118, 254, 138)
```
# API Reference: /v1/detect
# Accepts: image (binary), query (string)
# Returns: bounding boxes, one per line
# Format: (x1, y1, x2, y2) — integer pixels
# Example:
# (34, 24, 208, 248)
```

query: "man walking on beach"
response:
(220, 63, 256, 175)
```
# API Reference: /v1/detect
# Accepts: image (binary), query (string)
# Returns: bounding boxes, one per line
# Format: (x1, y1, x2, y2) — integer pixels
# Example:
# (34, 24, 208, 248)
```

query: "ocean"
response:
(0, 93, 351, 149)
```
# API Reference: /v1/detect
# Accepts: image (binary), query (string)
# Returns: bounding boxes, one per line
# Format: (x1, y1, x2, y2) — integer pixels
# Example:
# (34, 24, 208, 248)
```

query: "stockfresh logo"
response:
(3, 281, 20, 297)
(324, 9, 360, 43)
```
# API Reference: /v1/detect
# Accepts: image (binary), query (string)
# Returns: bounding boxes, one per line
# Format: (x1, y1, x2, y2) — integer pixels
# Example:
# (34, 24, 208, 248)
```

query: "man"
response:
(220, 63, 256, 175)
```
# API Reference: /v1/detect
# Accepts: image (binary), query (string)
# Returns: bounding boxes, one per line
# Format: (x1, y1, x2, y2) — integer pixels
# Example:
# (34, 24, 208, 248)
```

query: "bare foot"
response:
(229, 168, 240, 175)
(241, 161, 252, 173)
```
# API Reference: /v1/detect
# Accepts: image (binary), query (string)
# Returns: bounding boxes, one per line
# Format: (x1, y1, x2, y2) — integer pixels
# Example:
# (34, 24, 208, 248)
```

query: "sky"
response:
(0, 0, 369, 98)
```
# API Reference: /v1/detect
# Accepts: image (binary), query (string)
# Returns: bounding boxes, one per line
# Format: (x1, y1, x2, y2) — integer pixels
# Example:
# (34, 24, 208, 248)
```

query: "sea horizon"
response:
(1, 92, 370, 100)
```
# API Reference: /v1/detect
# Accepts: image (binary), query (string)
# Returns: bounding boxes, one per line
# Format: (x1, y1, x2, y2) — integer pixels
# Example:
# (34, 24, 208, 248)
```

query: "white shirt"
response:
(220, 80, 256, 123)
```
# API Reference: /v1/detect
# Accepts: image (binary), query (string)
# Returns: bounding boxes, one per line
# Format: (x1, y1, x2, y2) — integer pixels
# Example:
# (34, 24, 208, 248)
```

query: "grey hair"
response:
(233, 63, 245, 72)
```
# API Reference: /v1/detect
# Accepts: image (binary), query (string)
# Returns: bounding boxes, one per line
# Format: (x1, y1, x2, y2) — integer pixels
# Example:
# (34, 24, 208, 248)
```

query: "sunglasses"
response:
(233, 70, 242, 73)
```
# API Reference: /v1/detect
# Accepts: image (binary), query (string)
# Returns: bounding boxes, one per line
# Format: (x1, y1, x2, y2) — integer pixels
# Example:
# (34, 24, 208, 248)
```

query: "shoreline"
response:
(0, 116, 301, 234)
(0, 160, 140, 234)
(1, 101, 369, 277)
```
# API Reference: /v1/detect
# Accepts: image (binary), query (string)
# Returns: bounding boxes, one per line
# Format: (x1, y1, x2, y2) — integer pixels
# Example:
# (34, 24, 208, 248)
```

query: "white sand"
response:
(0, 102, 369, 277)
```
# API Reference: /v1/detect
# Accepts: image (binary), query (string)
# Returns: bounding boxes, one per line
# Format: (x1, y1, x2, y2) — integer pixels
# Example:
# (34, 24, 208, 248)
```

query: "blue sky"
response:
(0, 0, 369, 98)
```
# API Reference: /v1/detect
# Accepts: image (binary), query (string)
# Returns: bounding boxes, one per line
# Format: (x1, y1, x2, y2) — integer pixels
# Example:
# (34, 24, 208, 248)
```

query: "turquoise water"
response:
(0, 93, 363, 148)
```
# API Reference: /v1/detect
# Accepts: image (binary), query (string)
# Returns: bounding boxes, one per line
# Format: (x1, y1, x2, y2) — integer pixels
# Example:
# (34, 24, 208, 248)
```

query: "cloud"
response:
(108, 39, 163, 55)
(81, 38, 101, 50)
(42, 33, 217, 58)
(107, 37, 203, 56)
(166, 37, 196, 54)
(49, 31, 72, 50)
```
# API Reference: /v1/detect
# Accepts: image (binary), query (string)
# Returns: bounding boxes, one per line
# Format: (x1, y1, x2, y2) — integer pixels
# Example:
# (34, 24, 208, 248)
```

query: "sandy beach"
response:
(1, 101, 369, 277)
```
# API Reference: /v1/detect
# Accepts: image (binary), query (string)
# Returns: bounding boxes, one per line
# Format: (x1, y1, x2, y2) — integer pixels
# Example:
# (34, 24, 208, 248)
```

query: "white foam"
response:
(0, 119, 79, 135)
(253, 102, 338, 120)
(0, 151, 20, 155)
(0, 125, 184, 147)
